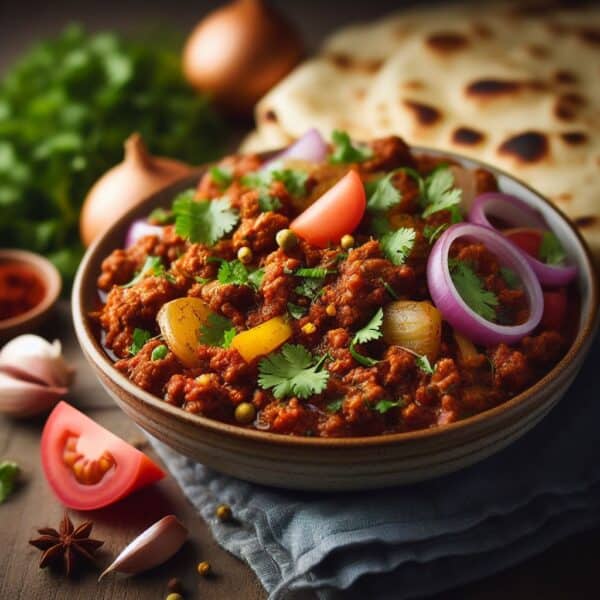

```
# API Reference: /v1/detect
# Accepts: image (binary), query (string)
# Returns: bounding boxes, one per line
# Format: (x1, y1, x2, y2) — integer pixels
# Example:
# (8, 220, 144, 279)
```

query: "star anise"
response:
(29, 512, 103, 576)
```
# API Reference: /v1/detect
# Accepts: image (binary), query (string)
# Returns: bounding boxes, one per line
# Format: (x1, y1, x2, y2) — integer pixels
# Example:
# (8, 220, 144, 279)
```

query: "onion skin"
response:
(382, 301, 442, 362)
(0, 371, 66, 418)
(80, 133, 191, 247)
(263, 129, 328, 169)
(427, 223, 543, 347)
(183, 0, 303, 115)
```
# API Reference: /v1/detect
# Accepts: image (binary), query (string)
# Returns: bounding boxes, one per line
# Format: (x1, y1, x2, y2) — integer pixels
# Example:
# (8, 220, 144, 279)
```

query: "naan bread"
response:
(243, 1, 600, 262)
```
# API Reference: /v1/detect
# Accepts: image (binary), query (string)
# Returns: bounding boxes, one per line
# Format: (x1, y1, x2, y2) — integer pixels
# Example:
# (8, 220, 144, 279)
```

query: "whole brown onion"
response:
(79, 133, 191, 247)
(183, 0, 303, 115)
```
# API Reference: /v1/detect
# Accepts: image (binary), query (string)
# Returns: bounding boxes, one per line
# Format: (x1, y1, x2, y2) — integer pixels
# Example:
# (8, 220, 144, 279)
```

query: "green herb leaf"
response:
(0, 461, 19, 503)
(423, 223, 449, 244)
(366, 172, 402, 212)
(449, 259, 499, 321)
(295, 267, 335, 278)
(350, 308, 384, 366)
(210, 166, 233, 190)
(329, 130, 373, 164)
(258, 191, 282, 212)
(371, 214, 392, 237)
(216, 259, 250, 286)
(381, 280, 399, 300)
(500, 266, 521, 289)
(199, 313, 236, 348)
(129, 328, 152, 356)
(415, 354, 434, 375)
(148, 208, 175, 225)
(195, 276, 211, 285)
(173, 190, 239, 245)
(326, 399, 343, 413)
(539, 231, 567, 266)
(121, 256, 173, 288)
(287, 302, 307, 320)
(295, 277, 325, 301)
(380, 227, 415, 266)
(421, 167, 462, 220)
(271, 169, 308, 198)
(258, 344, 330, 399)
(151, 344, 168, 361)
(373, 399, 405, 414)
(248, 268, 265, 289)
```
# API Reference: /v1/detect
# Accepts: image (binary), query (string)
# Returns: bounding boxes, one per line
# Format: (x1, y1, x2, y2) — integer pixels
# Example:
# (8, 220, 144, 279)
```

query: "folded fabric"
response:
(149, 334, 600, 599)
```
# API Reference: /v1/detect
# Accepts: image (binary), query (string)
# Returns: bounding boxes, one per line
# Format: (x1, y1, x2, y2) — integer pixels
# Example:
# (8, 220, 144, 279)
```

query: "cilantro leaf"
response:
(151, 344, 168, 361)
(423, 223, 449, 244)
(326, 399, 343, 413)
(329, 130, 373, 164)
(258, 191, 282, 212)
(199, 313, 236, 348)
(241, 171, 271, 189)
(0, 461, 19, 503)
(381, 279, 399, 300)
(129, 328, 152, 356)
(216, 259, 250, 286)
(296, 267, 335, 278)
(350, 308, 384, 366)
(271, 169, 308, 198)
(421, 167, 462, 220)
(415, 354, 434, 375)
(122, 256, 173, 288)
(258, 344, 330, 399)
(380, 227, 415, 266)
(173, 189, 239, 245)
(373, 398, 405, 414)
(539, 231, 567, 266)
(500, 266, 521, 289)
(449, 259, 499, 321)
(210, 166, 233, 190)
(366, 172, 402, 212)
(287, 302, 307, 320)
(248, 268, 265, 289)
(371, 214, 392, 237)
(148, 207, 175, 225)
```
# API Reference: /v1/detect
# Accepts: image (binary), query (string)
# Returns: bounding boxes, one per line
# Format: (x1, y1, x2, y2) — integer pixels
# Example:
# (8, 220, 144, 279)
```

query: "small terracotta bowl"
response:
(73, 150, 599, 491)
(0, 249, 62, 341)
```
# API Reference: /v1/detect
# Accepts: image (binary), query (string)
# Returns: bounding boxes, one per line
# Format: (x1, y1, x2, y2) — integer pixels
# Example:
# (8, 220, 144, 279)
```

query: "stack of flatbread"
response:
(242, 1, 600, 261)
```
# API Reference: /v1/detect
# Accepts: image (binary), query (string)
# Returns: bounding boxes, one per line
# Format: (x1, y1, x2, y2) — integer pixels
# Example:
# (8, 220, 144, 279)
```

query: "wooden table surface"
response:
(2, 2, 600, 598)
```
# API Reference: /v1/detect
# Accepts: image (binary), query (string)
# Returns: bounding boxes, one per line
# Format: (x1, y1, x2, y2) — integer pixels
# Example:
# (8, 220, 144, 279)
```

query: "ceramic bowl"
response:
(0, 249, 62, 341)
(72, 150, 599, 491)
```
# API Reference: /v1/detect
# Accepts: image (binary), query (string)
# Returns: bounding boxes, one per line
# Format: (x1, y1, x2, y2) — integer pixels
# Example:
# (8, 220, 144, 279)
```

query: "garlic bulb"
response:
(0, 372, 66, 418)
(0, 334, 74, 387)
(99, 515, 188, 580)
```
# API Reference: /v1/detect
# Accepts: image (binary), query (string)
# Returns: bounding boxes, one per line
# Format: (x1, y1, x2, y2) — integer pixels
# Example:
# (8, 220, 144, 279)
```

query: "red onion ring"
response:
(427, 223, 543, 346)
(469, 193, 577, 286)
(263, 128, 328, 170)
(125, 219, 164, 248)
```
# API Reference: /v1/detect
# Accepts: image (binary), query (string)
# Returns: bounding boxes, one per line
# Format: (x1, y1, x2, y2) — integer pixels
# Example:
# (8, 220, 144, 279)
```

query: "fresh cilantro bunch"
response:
(258, 344, 329, 399)
(173, 190, 239, 245)
(449, 258, 499, 321)
(207, 256, 263, 290)
(0, 25, 224, 285)
(329, 130, 373, 164)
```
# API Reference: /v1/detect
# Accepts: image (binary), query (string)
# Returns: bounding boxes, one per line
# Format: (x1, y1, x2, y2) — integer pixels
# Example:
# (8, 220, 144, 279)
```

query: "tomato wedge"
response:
(290, 170, 366, 248)
(504, 228, 543, 259)
(41, 402, 164, 510)
(541, 288, 568, 331)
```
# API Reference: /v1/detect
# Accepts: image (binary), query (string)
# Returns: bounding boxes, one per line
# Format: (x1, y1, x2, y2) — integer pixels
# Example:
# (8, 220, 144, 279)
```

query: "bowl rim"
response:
(0, 248, 62, 331)
(72, 146, 600, 449)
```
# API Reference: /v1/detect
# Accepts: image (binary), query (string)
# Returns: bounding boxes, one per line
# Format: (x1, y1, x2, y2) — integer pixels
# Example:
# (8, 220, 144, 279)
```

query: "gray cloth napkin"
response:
(149, 334, 600, 599)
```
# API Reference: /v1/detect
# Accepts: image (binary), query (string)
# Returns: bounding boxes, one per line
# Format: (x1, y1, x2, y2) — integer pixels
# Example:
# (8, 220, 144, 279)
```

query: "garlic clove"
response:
(98, 515, 188, 581)
(0, 334, 74, 387)
(0, 371, 66, 418)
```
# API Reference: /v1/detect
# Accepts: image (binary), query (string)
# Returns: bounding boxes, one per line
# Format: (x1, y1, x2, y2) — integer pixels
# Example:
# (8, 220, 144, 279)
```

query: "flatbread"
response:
(243, 1, 600, 262)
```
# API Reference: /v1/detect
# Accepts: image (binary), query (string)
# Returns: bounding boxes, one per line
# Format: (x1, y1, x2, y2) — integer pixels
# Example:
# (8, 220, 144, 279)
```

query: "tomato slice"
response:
(290, 170, 366, 248)
(541, 287, 568, 331)
(504, 227, 543, 259)
(41, 402, 164, 510)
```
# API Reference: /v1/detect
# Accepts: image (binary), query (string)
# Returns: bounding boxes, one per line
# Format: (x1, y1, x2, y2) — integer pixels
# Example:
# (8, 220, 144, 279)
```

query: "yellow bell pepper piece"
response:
(230, 316, 292, 363)
(156, 297, 212, 367)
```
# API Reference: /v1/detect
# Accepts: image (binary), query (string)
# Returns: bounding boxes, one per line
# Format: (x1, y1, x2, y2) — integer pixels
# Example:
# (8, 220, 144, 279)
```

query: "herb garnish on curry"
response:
(93, 130, 578, 437)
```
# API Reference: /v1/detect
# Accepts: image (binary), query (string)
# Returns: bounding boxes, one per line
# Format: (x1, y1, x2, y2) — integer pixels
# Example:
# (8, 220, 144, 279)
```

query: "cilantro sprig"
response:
(207, 257, 263, 290)
(349, 308, 384, 367)
(258, 344, 329, 399)
(539, 231, 567, 265)
(0, 461, 20, 503)
(380, 227, 415, 266)
(121, 256, 174, 288)
(449, 258, 499, 321)
(366, 172, 402, 213)
(210, 166, 233, 190)
(329, 130, 373, 164)
(373, 398, 406, 414)
(242, 166, 308, 206)
(199, 313, 236, 348)
(129, 328, 153, 356)
(172, 189, 239, 245)
(420, 167, 462, 221)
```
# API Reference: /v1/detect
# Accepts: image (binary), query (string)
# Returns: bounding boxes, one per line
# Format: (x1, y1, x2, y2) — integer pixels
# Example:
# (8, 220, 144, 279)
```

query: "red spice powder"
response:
(0, 261, 46, 320)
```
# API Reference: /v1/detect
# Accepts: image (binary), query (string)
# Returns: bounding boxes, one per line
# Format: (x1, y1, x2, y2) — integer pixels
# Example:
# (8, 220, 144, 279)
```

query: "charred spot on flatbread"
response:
(470, 22, 494, 39)
(554, 70, 578, 85)
(426, 32, 469, 53)
(327, 52, 382, 73)
(452, 127, 485, 145)
(498, 131, 549, 163)
(465, 78, 545, 98)
(561, 131, 588, 145)
(574, 215, 598, 228)
(578, 28, 600, 45)
(554, 93, 586, 121)
(403, 100, 441, 126)
(263, 109, 278, 123)
(527, 44, 551, 59)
